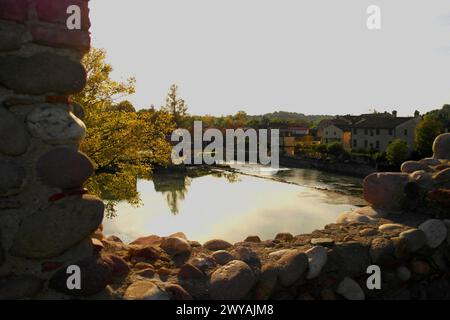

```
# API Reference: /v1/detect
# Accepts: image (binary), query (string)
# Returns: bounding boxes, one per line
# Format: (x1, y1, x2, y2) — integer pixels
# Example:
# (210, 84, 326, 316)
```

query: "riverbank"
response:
(280, 155, 378, 178)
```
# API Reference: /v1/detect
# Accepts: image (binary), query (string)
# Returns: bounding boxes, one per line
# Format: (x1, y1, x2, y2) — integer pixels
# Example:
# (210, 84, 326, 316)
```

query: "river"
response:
(102, 164, 366, 243)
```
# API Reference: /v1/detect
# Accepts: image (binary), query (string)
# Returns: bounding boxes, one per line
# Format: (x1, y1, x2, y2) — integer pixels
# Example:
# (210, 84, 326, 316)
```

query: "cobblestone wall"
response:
(0, 0, 106, 299)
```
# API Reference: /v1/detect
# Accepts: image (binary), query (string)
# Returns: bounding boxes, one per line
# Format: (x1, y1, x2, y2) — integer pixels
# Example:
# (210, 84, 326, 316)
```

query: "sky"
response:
(90, 0, 450, 116)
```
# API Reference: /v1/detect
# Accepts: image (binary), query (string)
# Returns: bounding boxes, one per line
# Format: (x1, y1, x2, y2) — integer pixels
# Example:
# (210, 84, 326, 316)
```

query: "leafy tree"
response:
(72, 48, 176, 217)
(415, 115, 443, 157)
(162, 84, 188, 127)
(386, 139, 409, 166)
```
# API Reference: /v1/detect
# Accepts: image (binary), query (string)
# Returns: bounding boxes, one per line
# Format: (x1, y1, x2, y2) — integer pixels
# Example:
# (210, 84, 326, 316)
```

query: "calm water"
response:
(102, 165, 365, 243)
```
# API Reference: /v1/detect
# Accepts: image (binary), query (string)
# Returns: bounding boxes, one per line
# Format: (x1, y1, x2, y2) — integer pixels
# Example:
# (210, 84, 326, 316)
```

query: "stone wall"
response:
(0, 0, 107, 299)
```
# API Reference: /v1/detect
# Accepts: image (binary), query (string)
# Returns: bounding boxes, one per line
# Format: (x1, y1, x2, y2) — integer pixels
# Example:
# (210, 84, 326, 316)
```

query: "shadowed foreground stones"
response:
(10, 195, 104, 259)
(0, 53, 86, 95)
(203, 239, 232, 251)
(0, 107, 29, 156)
(433, 133, 450, 160)
(399, 229, 427, 252)
(37, 147, 94, 189)
(0, 160, 25, 196)
(124, 280, 169, 300)
(363, 172, 410, 210)
(277, 250, 308, 286)
(418, 219, 447, 248)
(0, 275, 43, 300)
(329, 242, 371, 276)
(49, 254, 113, 296)
(306, 246, 327, 279)
(210, 260, 256, 300)
(160, 237, 191, 256)
(336, 277, 365, 300)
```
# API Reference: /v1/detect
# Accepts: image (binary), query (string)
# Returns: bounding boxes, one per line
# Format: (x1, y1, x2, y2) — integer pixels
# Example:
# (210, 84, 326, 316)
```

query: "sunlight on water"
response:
(102, 169, 363, 244)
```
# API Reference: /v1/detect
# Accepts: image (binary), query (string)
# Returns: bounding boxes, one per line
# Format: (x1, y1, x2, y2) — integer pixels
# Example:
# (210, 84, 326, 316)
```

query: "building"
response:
(319, 111, 421, 153)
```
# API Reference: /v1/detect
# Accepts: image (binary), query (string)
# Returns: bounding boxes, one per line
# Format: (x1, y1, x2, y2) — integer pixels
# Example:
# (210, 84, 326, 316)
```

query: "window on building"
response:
(334, 132, 336, 136)
(388, 129, 393, 135)
(364, 129, 368, 135)
(404, 129, 408, 135)
(364, 140, 368, 148)
(353, 128, 358, 135)
(326, 131, 328, 135)
(370, 143, 373, 149)
(353, 140, 357, 147)
(370, 130, 374, 137)
(376, 129, 380, 135)
(376, 141, 380, 149)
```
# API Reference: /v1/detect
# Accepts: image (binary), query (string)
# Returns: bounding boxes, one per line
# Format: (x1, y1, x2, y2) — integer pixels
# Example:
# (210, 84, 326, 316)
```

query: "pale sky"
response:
(90, 0, 450, 116)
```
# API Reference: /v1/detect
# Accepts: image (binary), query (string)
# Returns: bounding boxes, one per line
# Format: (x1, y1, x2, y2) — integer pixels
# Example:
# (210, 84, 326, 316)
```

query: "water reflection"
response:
(100, 165, 364, 243)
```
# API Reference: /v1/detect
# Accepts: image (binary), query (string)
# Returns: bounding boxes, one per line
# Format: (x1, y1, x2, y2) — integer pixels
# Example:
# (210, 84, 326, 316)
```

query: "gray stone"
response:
(203, 239, 232, 251)
(401, 161, 431, 173)
(210, 260, 256, 300)
(37, 147, 94, 189)
(0, 53, 87, 95)
(433, 133, 450, 160)
(212, 250, 235, 265)
(27, 104, 86, 144)
(124, 280, 170, 300)
(0, 160, 25, 196)
(160, 237, 191, 256)
(306, 246, 327, 279)
(11, 195, 104, 259)
(418, 219, 447, 248)
(0, 21, 24, 52)
(336, 277, 365, 300)
(0, 107, 29, 156)
(363, 172, 410, 210)
(399, 229, 427, 252)
(50, 254, 113, 297)
(277, 250, 308, 286)
(0, 276, 43, 300)
(396, 266, 411, 282)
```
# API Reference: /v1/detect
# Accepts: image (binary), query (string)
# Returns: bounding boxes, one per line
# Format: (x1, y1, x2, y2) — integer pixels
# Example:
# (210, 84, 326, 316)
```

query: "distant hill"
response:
(248, 111, 333, 127)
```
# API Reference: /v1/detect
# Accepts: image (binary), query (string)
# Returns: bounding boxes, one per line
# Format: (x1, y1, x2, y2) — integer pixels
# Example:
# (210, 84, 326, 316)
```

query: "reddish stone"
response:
(104, 254, 131, 276)
(178, 263, 205, 280)
(30, 24, 90, 52)
(46, 95, 71, 104)
(165, 284, 193, 300)
(91, 238, 104, 253)
(0, 0, 28, 22)
(128, 245, 161, 261)
(41, 261, 64, 273)
(130, 235, 163, 247)
(32, 0, 90, 30)
(427, 189, 450, 208)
